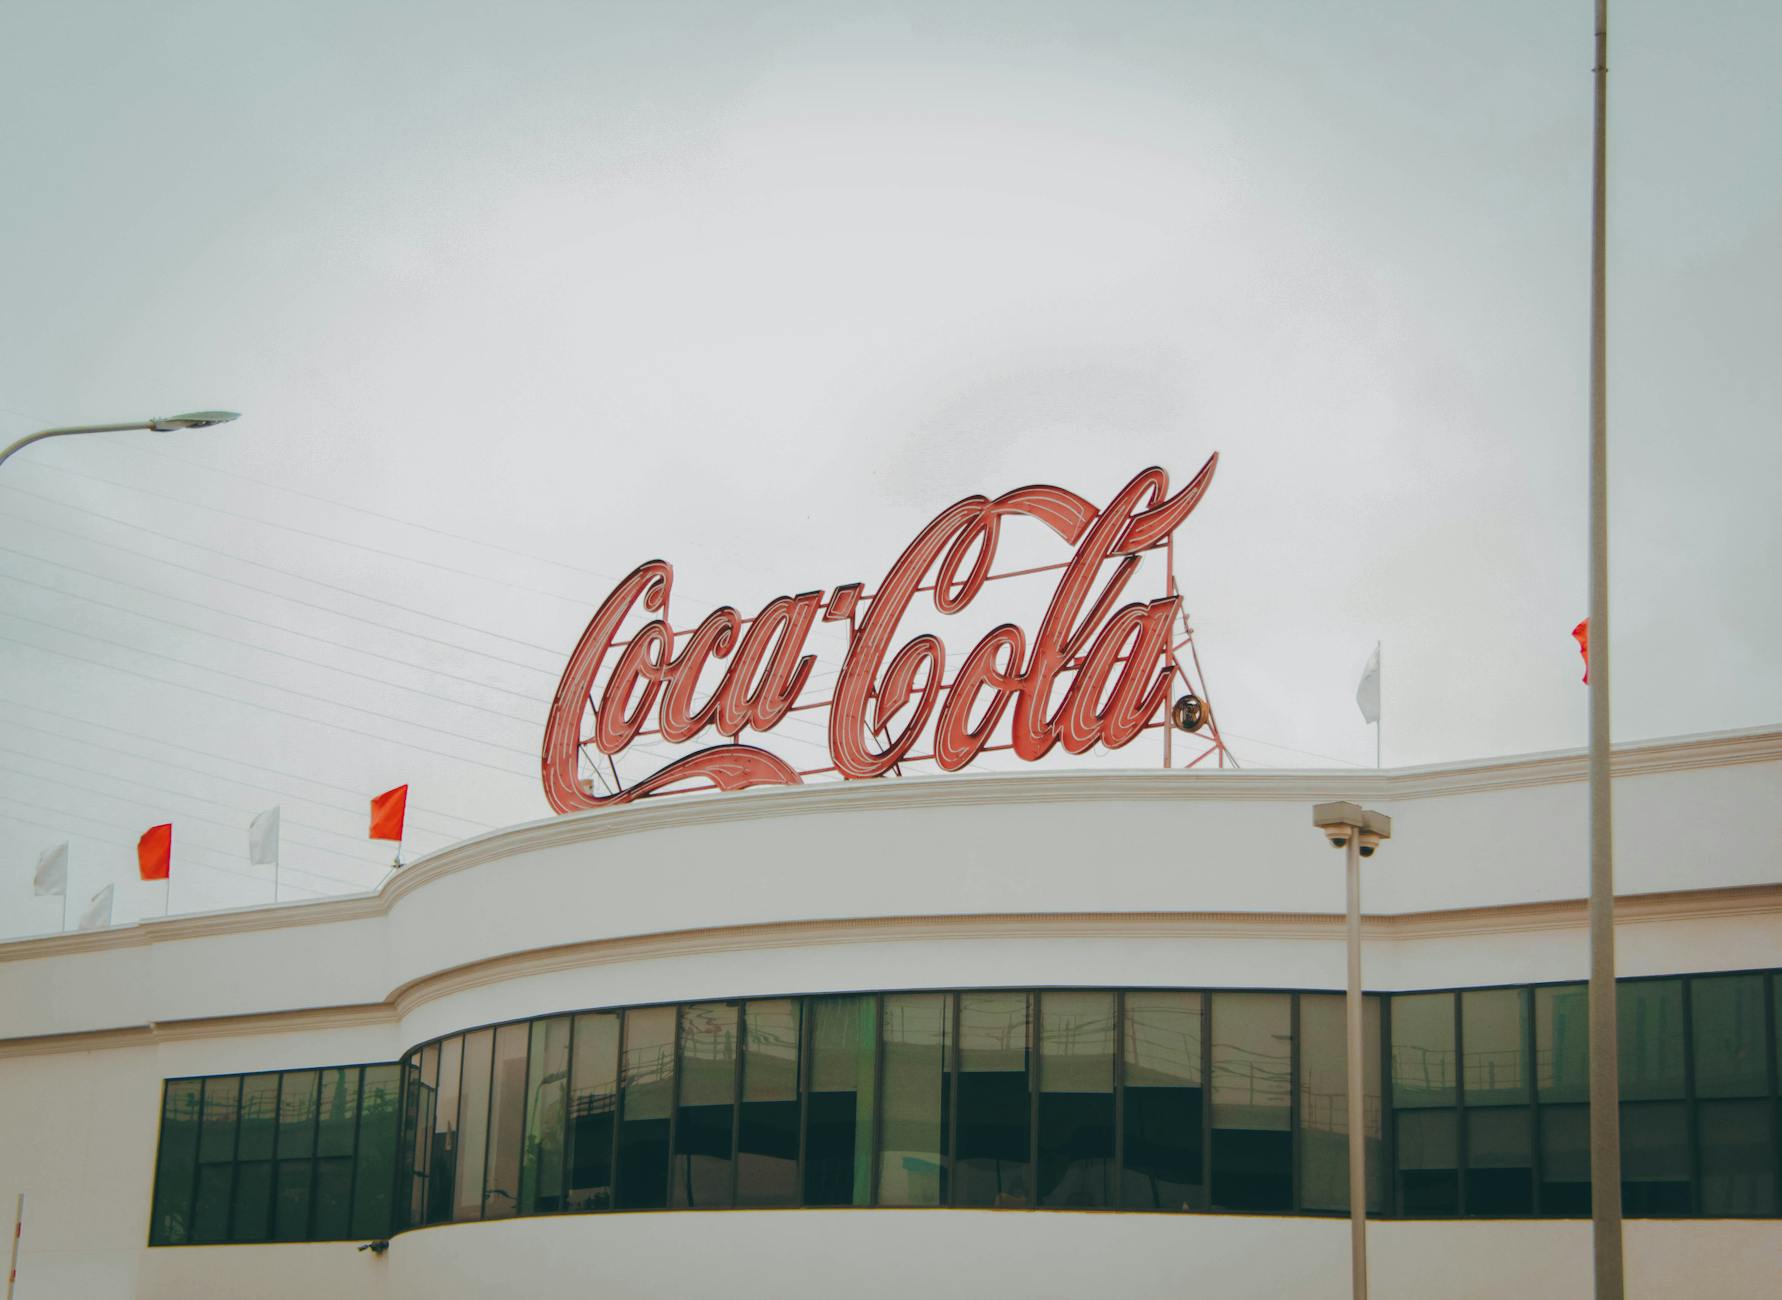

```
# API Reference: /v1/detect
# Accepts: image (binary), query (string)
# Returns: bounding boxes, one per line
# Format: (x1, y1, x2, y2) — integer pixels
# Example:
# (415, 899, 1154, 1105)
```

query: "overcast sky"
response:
(1, 0, 1777, 934)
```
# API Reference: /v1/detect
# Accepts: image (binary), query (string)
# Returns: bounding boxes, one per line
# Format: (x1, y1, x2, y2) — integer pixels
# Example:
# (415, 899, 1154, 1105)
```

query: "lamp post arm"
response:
(0, 423, 153, 471)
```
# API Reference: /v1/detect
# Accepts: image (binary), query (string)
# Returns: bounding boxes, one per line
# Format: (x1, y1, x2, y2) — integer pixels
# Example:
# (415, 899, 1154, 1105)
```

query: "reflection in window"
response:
(673, 1003, 739, 1208)
(1618, 981, 1685, 1101)
(566, 1013, 620, 1211)
(879, 992, 951, 1207)
(1299, 994, 1384, 1213)
(1536, 985, 1588, 1103)
(1395, 1110, 1458, 1216)
(1539, 1104, 1590, 1216)
(1621, 1101, 1690, 1216)
(192, 1076, 240, 1243)
(276, 1069, 318, 1241)
(805, 996, 876, 1207)
(616, 1006, 676, 1209)
(1037, 991, 1114, 1207)
(454, 1031, 493, 1222)
(956, 991, 1031, 1207)
(1120, 991, 1203, 1211)
(1210, 993, 1291, 1211)
(427, 1038, 462, 1225)
(1698, 1099, 1777, 1215)
(1464, 1108, 1533, 1215)
(231, 1074, 279, 1241)
(738, 999, 802, 1207)
(519, 1017, 571, 1215)
(149, 1080, 202, 1245)
(1390, 994, 1456, 1107)
(1691, 975, 1768, 1099)
(1461, 989, 1528, 1105)
(353, 1064, 400, 1239)
(403, 1048, 436, 1229)
(483, 1025, 530, 1219)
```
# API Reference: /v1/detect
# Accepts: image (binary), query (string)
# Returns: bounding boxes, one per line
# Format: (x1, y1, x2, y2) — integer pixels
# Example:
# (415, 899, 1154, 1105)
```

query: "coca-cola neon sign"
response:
(541, 457, 1219, 811)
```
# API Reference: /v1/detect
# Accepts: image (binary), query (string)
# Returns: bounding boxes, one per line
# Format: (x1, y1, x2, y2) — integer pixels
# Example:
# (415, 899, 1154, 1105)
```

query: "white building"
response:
(2, 726, 1778, 1299)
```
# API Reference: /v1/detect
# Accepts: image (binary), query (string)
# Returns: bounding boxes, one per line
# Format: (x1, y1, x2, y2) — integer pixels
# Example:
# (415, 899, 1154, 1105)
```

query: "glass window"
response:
(956, 991, 1031, 1207)
(150, 1080, 202, 1245)
(1465, 1107, 1533, 1215)
(1396, 1109, 1459, 1216)
(229, 1161, 273, 1242)
(277, 1070, 318, 1158)
(520, 1017, 571, 1215)
(353, 1064, 402, 1238)
(313, 1156, 354, 1238)
(192, 1075, 240, 1243)
(1210, 992, 1291, 1211)
(738, 999, 802, 1207)
(1698, 1099, 1777, 1216)
(616, 1006, 676, 1209)
(673, 1002, 739, 1208)
(805, 995, 877, 1207)
(428, 1037, 462, 1225)
(317, 1066, 361, 1158)
(1391, 993, 1457, 1107)
(1618, 981, 1685, 1101)
(566, 1012, 620, 1210)
(273, 1159, 312, 1242)
(237, 1075, 279, 1161)
(483, 1024, 530, 1219)
(878, 992, 952, 1207)
(405, 1046, 438, 1230)
(1538, 1104, 1590, 1216)
(230, 1074, 279, 1242)
(1036, 991, 1114, 1208)
(1461, 988, 1529, 1105)
(190, 1164, 233, 1244)
(1121, 991, 1203, 1211)
(1298, 994, 1385, 1213)
(1536, 985, 1589, 1103)
(1692, 975, 1769, 1098)
(1620, 1101, 1691, 1216)
(454, 1030, 494, 1221)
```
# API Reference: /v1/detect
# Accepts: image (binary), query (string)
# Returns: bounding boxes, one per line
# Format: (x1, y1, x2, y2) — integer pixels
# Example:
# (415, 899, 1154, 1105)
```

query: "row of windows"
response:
(147, 970, 1782, 1245)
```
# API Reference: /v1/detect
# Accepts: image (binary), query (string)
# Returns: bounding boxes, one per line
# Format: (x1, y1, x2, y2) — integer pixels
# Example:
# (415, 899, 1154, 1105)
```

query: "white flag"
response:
(78, 884, 114, 931)
(249, 807, 280, 867)
(33, 842, 68, 897)
(1356, 644, 1381, 724)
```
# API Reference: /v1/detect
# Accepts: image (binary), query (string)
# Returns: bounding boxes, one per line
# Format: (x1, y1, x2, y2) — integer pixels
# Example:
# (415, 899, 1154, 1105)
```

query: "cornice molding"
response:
(2, 725, 1775, 964)
(5, 884, 1776, 1059)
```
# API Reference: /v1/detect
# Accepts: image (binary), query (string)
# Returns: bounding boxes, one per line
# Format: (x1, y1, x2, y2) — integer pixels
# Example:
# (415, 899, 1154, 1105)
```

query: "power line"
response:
(0, 543, 553, 707)
(0, 633, 536, 779)
(0, 610, 539, 761)
(0, 700, 498, 833)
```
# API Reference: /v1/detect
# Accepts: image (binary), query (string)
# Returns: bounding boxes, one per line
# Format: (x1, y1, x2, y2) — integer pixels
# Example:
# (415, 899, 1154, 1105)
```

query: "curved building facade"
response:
(3, 727, 1780, 1298)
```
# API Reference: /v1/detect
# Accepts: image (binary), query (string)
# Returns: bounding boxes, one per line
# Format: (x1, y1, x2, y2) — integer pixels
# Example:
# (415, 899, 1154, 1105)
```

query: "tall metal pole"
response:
(6, 1194, 21, 1300)
(1586, 2, 1624, 1297)
(1345, 830, 1368, 1300)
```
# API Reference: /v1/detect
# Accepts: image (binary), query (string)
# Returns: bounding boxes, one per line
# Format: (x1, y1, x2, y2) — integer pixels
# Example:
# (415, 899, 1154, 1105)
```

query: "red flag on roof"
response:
(1572, 619, 1590, 684)
(370, 785, 408, 841)
(138, 823, 172, 881)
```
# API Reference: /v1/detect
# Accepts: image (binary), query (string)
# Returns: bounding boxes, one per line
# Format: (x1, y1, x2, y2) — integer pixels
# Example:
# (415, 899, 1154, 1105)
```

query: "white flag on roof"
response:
(249, 807, 280, 867)
(33, 842, 67, 898)
(1356, 644, 1381, 725)
(78, 884, 114, 931)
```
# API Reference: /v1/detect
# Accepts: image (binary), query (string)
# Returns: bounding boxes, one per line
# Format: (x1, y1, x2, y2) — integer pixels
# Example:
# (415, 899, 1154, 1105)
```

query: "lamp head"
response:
(149, 410, 239, 431)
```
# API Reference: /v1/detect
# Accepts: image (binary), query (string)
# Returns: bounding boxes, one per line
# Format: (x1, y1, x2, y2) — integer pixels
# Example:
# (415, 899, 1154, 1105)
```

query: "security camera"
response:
(1322, 824, 1352, 849)
(1358, 830, 1383, 858)
(1311, 801, 1392, 857)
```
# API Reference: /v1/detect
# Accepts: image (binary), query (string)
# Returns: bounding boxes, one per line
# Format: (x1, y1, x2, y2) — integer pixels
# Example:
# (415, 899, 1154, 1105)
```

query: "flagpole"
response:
(1375, 641, 1382, 769)
(1586, 3, 1624, 1298)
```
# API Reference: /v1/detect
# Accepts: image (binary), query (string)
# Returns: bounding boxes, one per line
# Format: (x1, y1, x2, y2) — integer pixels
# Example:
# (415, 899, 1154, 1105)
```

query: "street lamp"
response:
(1311, 800, 1393, 1300)
(0, 411, 240, 471)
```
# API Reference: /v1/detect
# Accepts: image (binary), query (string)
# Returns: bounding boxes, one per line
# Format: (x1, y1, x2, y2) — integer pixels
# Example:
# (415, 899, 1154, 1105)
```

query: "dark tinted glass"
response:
(738, 999, 801, 1207)
(1691, 975, 1769, 1098)
(1538, 1104, 1590, 1216)
(1121, 991, 1202, 1211)
(484, 1024, 530, 1219)
(1395, 1109, 1458, 1216)
(520, 1016, 571, 1215)
(1618, 981, 1686, 1101)
(566, 1012, 620, 1210)
(229, 1161, 273, 1241)
(805, 996, 876, 1207)
(1391, 994, 1456, 1107)
(313, 1156, 354, 1238)
(1210, 992, 1291, 1211)
(1465, 1107, 1533, 1215)
(317, 1066, 360, 1158)
(150, 1080, 202, 1245)
(673, 1002, 739, 1208)
(237, 1074, 279, 1161)
(427, 1037, 462, 1224)
(454, 1030, 494, 1221)
(1461, 988, 1529, 1105)
(616, 1006, 676, 1209)
(956, 991, 1031, 1207)
(199, 1075, 241, 1164)
(879, 992, 951, 1207)
(1698, 1099, 1777, 1215)
(1299, 994, 1385, 1212)
(1037, 991, 1114, 1207)
(405, 1047, 437, 1229)
(352, 1064, 401, 1238)
(190, 1163, 233, 1243)
(273, 1159, 312, 1241)
(1620, 1101, 1691, 1215)
(1536, 985, 1589, 1103)
(277, 1070, 317, 1157)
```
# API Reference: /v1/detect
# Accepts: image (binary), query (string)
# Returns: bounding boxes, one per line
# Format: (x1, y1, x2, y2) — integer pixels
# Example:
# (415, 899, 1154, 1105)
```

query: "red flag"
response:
(138, 823, 172, 881)
(1572, 618, 1589, 684)
(370, 785, 408, 841)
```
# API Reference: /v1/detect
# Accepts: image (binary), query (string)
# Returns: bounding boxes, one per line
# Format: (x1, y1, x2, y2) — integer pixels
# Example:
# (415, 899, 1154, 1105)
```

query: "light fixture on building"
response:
(1170, 693, 1205, 733)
